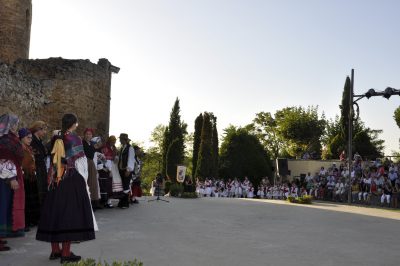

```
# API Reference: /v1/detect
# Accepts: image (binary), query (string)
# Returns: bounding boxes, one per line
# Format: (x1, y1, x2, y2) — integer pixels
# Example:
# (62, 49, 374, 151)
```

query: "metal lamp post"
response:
(346, 69, 398, 204)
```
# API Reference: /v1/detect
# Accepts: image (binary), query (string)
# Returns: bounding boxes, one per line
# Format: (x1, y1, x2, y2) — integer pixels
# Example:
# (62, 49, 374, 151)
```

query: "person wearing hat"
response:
(30, 121, 48, 206)
(19, 128, 40, 231)
(117, 133, 136, 209)
(82, 128, 101, 210)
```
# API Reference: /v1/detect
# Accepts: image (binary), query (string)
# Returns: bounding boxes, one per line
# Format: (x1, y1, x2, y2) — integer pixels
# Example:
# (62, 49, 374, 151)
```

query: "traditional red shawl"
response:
(0, 132, 25, 231)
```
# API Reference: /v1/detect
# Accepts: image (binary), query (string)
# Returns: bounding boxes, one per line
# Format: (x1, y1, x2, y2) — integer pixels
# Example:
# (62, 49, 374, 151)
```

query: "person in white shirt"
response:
(334, 179, 345, 202)
(247, 184, 254, 198)
(117, 133, 136, 209)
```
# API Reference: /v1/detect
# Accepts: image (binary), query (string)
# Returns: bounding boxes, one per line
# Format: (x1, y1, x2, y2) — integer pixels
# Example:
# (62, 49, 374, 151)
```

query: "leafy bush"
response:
(62, 258, 143, 266)
(298, 195, 313, 204)
(181, 192, 198, 198)
(287, 195, 312, 204)
(169, 183, 184, 197)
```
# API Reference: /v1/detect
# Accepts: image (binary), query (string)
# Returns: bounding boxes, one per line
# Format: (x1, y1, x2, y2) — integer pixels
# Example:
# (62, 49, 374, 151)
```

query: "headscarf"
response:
(107, 135, 116, 143)
(18, 128, 32, 140)
(29, 120, 47, 134)
(84, 128, 95, 135)
(0, 113, 19, 137)
(90, 136, 102, 145)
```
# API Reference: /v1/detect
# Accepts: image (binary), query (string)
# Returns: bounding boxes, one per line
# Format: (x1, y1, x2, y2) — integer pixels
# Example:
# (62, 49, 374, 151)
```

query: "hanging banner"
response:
(176, 165, 186, 183)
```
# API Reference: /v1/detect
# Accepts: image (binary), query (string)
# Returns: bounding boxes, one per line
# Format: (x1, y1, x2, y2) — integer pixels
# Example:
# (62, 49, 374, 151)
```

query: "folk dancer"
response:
(117, 133, 135, 209)
(82, 128, 101, 210)
(100, 136, 117, 208)
(0, 114, 25, 251)
(19, 128, 40, 230)
(29, 121, 48, 206)
(36, 114, 97, 263)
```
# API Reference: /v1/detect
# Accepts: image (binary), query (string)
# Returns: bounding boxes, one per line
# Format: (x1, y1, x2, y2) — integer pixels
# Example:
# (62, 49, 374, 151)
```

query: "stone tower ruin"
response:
(0, 0, 32, 64)
(0, 0, 119, 137)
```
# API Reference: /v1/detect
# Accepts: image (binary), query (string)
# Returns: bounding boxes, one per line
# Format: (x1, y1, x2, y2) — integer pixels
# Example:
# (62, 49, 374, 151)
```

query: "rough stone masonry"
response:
(0, 0, 119, 138)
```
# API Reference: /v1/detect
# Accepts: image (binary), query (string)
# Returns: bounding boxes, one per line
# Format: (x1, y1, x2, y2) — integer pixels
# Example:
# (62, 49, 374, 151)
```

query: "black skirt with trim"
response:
(36, 169, 95, 242)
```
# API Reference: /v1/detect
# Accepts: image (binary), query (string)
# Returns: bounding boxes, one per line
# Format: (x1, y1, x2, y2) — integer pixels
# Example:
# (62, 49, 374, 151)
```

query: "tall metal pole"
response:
(347, 69, 354, 204)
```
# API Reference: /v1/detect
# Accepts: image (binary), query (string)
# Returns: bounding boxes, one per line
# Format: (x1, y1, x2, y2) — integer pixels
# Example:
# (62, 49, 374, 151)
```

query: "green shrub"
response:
(287, 195, 312, 204)
(181, 192, 198, 198)
(62, 258, 143, 266)
(298, 195, 313, 204)
(169, 183, 184, 197)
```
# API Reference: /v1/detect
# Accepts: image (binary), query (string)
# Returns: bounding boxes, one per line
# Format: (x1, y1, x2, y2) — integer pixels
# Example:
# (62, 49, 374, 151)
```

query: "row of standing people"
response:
(0, 113, 142, 263)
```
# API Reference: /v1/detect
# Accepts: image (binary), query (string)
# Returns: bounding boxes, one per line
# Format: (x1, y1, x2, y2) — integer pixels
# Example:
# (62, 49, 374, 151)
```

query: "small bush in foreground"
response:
(287, 195, 312, 204)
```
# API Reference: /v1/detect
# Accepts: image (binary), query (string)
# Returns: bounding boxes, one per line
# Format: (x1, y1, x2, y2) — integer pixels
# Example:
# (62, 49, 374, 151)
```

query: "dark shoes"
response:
(118, 195, 130, 209)
(131, 199, 139, 204)
(104, 203, 114, 208)
(60, 252, 81, 264)
(0, 240, 7, 244)
(0, 245, 11, 251)
(49, 252, 61, 260)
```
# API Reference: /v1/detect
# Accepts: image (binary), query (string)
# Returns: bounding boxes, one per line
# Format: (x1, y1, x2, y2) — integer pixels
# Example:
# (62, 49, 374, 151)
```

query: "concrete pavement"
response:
(1, 197, 399, 266)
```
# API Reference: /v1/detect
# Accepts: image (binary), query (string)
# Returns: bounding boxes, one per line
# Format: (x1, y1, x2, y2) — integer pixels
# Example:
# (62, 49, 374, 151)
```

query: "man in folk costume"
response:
(29, 121, 48, 206)
(117, 133, 135, 209)
(91, 137, 113, 208)
(82, 128, 101, 210)
(0, 114, 25, 251)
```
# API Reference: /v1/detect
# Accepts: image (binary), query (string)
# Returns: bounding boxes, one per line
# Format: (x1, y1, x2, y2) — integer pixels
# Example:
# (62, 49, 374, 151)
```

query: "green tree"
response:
(140, 124, 166, 193)
(195, 112, 213, 179)
(274, 106, 325, 158)
(211, 114, 219, 178)
(340, 76, 352, 140)
(192, 113, 203, 177)
(219, 126, 272, 187)
(394, 106, 400, 129)
(322, 115, 384, 159)
(250, 112, 284, 159)
(162, 98, 187, 181)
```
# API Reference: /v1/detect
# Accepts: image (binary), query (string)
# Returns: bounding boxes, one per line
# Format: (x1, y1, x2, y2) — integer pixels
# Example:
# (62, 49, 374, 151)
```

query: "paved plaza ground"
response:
(1, 197, 399, 266)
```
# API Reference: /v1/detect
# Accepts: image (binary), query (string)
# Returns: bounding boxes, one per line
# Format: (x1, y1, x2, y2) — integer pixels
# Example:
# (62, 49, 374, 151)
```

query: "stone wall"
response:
(0, 57, 119, 138)
(0, 0, 32, 64)
(0, 62, 47, 127)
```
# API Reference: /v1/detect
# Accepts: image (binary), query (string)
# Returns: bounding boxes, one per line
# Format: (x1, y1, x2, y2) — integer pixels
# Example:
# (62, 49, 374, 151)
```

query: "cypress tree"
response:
(161, 98, 187, 181)
(192, 113, 203, 178)
(211, 114, 219, 178)
(195, 112, 213, 179)
(339, 77, 352, 140)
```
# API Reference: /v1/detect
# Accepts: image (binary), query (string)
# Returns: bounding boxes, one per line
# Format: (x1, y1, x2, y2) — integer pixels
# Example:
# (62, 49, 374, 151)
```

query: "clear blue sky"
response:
(30, 0, 400, 155)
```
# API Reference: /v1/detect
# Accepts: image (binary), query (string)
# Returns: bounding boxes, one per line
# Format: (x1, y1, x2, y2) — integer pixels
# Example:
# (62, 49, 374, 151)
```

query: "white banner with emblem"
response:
(176, 165, 186, 183)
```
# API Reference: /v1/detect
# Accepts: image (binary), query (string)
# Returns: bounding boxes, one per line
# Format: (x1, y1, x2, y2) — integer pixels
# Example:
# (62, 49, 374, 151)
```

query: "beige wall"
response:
(287, 159, 342, 179)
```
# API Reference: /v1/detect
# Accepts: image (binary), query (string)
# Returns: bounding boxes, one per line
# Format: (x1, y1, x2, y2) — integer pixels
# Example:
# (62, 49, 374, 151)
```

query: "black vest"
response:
(119, 144, 131, 170)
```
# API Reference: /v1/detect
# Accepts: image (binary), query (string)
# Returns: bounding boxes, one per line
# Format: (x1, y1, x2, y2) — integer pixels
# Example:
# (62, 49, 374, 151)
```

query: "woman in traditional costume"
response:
(130, 145, 143, 204)
(30, 121, 48, 206)
(0, 114, 25, 251)
(82, 128, 101, 209)
(100, 136, 117, 207)
(19, 128, 40, 230)
(36, 114, 96, 263)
